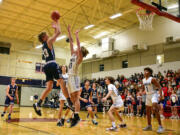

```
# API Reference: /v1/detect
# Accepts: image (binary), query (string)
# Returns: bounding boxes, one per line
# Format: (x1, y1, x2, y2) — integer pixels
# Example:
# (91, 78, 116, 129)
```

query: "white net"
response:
(136, 9, 155, 31)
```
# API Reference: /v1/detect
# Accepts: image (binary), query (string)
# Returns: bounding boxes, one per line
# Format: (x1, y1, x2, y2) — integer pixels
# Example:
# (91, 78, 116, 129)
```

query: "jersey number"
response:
(43, 49, 49, 58)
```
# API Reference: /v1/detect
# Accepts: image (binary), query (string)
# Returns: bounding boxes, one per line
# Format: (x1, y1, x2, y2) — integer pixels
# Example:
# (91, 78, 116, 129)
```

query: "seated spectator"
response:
(170, 90, 179, 119)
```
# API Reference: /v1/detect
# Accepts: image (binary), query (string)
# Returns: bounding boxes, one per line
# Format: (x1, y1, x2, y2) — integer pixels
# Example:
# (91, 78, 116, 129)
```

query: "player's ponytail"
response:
(81, 46, 89, 57)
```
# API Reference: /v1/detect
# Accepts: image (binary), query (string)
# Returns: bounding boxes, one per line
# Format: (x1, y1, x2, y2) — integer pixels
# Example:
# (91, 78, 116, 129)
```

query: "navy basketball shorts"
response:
(5, 97, 14, 107)
(85, 102, 92, 108)
(93, 98, 98, 106)
(43, 62, 62, 82)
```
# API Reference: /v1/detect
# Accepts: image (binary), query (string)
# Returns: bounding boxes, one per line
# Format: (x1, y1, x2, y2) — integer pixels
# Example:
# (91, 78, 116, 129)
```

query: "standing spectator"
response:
(140, 91, 146, 117)
(158, 91, 165, 119)
(126, 91, 133, 116)
(162, 83, 168, 105)
(136, 91, 142, 116)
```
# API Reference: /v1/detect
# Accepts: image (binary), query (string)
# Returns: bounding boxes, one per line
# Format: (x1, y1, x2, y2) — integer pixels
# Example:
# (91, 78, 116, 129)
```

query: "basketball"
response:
(51, 11, 60, 21)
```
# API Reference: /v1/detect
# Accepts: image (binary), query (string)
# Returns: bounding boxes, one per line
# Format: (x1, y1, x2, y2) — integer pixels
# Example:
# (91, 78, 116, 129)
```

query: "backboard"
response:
(131, 0, 180, 23)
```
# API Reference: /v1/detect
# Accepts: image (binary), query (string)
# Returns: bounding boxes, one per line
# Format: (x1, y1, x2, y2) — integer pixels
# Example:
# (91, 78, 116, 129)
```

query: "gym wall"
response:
(81, 17, 180, 80)
(0, 36, 69, 79)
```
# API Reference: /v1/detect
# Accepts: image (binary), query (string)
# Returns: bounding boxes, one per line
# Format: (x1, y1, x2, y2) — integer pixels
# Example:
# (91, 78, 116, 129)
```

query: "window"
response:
(99, 64, 104, 71)
(0, 47, 10, 54)
(122, 60, 128, 68)
(156, 54, 164, 64)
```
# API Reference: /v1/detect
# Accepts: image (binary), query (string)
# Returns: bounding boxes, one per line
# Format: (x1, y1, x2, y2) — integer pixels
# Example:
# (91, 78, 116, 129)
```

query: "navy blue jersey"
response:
(81, 87, 92, 100)
(42, 42, 55, 62)
(8, 84, 17, 97)
(92, 89, 97, 99)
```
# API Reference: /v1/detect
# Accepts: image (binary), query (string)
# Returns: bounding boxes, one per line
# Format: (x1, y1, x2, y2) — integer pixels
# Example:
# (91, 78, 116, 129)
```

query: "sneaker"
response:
(8, 115, 11, 120)
(143, 125, 152, 131)
(106, 126, 118, 131)
(61, 118, 65, 125)
(157, 126, 164, 134)
(119, 124, 127, 128)
(57, 120, 63, 127)
(70, 117, 80, 127)
(33, 103, 42, 116)
(1, 113, 4, 117)
(92, 120, 98, 125)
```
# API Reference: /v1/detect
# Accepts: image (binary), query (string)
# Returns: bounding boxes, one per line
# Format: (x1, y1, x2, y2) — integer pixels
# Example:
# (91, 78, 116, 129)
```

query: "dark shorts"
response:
(137, 100, 140, 106)
(85, 102, 92, 108)
(43, 62, 62, 82)
(158, 100, 164, 105)
(171, 101, 177, 106)
(93, 98, 98, 106)
(127, 100, 132, 106)
(5, 97, 14, 107)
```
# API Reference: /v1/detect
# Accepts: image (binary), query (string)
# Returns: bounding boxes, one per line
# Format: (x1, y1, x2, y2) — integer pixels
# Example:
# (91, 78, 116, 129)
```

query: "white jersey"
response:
(62, 73, 68, 85)
(68, 53, 78, 75)
(108, 84, 121, 102)
(59, 73, 68, 101)
(143, 77, 156, 95)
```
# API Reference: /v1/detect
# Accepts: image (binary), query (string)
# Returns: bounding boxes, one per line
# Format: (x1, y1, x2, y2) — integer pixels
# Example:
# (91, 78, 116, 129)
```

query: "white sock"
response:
(112, 122, 116, 127)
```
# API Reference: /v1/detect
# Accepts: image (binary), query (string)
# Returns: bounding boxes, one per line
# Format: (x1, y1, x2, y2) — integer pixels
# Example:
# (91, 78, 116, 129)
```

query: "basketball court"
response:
(0, 107, 179, 135)
(0, 0, 180, 135)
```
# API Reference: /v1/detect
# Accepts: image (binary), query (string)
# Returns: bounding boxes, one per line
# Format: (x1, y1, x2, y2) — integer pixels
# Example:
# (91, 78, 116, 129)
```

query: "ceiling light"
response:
(93, 32, 108, 39)
(168, 4, 178, 10)
(84, 24, 95, 30)
(35, 44, 43, 49)
(56, 35, 66, 41)
(109, 13, 122, 19)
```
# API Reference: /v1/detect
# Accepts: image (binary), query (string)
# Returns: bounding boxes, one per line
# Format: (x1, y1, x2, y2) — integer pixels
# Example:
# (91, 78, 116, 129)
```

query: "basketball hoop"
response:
(136, 8, 155, 31)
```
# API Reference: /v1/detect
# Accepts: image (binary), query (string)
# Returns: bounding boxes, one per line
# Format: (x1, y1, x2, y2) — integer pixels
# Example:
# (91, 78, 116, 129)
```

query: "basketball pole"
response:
(178, 0, 180, 18)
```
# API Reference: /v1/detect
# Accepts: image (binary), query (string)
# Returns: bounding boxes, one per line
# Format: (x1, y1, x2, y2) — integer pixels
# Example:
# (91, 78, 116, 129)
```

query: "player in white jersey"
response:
(67, 25, 89, 127)
(142, 67, 164, 133)
(57, 65, 71, 126)
(102, 77, 126, 131)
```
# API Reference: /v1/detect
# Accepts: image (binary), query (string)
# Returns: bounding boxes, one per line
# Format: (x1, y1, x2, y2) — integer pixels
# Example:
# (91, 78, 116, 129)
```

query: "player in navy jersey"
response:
(91, 82, 99, 118)
(1, 78, 19, 120)
(79, 80, 98, 125)
(33, 19, 73, 116)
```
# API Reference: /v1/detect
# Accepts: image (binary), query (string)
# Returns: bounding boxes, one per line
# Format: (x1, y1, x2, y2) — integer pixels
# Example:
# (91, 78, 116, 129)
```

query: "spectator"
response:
(177, 87, 180, 105)
(162, 83, 168, 104)
(170, 90, 178, 119)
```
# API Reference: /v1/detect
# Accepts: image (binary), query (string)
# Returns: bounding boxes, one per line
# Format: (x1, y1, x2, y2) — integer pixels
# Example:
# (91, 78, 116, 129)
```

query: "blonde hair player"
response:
(67, 25, 89, 127)
(102, 76, 126, 131)
(1, 78, 19, 120)
(33, 15, 73, 116)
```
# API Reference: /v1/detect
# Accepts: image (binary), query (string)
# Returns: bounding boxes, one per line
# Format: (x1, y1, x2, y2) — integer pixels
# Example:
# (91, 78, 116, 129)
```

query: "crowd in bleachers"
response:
(81, 69, 180, 119)
(40, 69, 180, 119)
